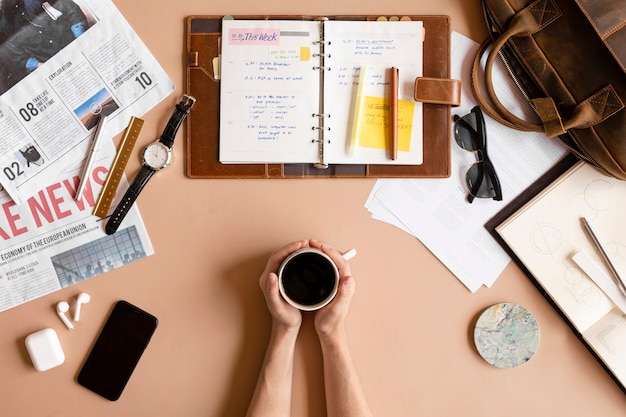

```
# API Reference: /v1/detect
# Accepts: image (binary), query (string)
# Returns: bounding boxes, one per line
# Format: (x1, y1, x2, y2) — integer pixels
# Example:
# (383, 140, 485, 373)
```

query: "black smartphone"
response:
(77, 300, 158, 401)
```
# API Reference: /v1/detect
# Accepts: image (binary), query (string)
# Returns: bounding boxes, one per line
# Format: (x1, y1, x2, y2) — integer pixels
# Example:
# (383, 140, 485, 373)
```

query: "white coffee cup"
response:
(278, 247, 356, 311)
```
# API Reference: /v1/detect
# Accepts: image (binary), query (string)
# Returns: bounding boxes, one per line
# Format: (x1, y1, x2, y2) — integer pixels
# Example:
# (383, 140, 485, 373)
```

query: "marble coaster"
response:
(473, 302, 540, 368)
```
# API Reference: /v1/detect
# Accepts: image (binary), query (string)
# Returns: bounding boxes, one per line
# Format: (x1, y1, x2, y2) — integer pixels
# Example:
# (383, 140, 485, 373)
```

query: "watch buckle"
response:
(180, 95, 196, 110)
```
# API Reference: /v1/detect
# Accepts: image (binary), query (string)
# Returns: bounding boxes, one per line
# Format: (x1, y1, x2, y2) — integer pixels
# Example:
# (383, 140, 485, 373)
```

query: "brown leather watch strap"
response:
(413, 77, 462, 106)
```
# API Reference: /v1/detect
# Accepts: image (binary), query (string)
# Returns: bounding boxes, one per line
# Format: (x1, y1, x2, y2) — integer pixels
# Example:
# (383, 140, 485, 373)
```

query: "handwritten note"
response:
(219, 19, 424, 165)
(220, 20, 320, 163)
(322, 20, 424, 164)
(357, 96, 414, 151)
(340, 38, 397, 56)
(228, 28, 280, 45)
(241, 93, 298, 140)
(269, 46, 310, 62)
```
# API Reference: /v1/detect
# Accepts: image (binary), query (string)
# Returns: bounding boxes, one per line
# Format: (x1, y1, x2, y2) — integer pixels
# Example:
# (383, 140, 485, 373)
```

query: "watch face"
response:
(143, 142, 171, 170)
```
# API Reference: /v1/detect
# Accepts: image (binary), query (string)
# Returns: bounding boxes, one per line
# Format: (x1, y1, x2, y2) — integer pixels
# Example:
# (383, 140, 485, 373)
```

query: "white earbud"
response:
(73, 292, 91, 322)
(56, 301, 73, 330)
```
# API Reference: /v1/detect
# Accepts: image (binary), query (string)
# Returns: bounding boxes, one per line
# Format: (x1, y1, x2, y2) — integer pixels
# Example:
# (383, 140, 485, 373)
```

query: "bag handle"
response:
(472, 0, 623, 137)
(471, 38, 532, 132)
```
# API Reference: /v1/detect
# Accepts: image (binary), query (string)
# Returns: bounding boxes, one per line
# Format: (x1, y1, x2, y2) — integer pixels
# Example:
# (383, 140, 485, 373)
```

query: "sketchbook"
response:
(493, 160, 626, 393)
(185, 15, 457, 178)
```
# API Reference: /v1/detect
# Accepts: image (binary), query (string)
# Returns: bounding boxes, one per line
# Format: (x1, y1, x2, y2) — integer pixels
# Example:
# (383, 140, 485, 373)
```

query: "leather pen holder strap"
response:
(413, 77, 461, 106)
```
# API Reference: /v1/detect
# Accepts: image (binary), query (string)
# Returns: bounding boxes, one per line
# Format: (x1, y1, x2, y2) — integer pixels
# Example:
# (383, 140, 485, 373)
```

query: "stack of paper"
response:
(365, 32, 568, 292)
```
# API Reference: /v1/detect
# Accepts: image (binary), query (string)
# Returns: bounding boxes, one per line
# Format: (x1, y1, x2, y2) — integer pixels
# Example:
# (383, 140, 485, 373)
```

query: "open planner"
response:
(185, 15, 457, 178)
(219, 19, 424, 166)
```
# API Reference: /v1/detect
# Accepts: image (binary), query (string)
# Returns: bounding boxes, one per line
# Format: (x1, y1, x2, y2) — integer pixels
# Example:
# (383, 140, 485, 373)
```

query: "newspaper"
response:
(0, 0, 174, 205)
(0, 0, 173, 311)
(0, 138, 153, 312)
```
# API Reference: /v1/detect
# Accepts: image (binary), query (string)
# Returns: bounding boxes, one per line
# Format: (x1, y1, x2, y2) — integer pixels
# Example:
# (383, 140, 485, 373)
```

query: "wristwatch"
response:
(105, 95, 196, 235)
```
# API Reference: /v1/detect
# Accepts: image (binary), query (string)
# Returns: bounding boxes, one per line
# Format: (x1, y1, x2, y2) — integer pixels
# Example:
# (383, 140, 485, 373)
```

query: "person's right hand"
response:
(309, 240, 356, 343)
(259, 239, 308, 333)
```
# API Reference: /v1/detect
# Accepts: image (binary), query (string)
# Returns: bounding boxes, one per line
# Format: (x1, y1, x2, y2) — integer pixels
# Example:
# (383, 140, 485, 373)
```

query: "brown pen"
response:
(390, 67, 399, 160)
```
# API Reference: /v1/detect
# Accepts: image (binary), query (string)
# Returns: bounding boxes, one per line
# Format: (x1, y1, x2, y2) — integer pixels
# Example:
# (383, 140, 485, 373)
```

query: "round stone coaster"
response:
(473, 302, 540, 368)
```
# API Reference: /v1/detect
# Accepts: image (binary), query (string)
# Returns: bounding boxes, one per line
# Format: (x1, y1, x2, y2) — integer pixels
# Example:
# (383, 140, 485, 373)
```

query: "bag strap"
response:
(472, 0, 624, 137)
(413, 77, 462, 107)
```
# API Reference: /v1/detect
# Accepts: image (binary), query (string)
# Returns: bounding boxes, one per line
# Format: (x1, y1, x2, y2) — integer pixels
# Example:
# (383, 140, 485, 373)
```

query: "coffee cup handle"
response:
(341, 248, 357, 261)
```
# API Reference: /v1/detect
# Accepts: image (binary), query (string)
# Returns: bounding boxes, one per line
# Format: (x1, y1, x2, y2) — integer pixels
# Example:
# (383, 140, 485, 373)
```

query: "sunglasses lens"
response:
(454, 112, 485, 151)
(466, 163, 497, 199)
(454, 106, 503, 203)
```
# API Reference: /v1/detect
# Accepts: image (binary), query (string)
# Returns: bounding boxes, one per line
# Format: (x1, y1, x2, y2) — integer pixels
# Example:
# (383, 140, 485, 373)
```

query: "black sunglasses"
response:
(453, 106, 502, 203)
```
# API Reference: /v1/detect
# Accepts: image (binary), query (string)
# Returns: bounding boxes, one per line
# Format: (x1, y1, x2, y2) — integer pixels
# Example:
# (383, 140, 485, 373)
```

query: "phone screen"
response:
(77, 300, 158, 401)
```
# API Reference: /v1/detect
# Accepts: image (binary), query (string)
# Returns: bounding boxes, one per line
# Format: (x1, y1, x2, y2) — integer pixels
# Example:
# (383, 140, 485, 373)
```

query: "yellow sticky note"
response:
(357, 96, 414, 151)
(300, 46, 310, 61)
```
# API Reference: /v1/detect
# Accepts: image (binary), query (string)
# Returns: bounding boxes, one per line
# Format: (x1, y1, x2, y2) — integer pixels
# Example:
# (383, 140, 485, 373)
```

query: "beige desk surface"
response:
(2, 0, 626, 416)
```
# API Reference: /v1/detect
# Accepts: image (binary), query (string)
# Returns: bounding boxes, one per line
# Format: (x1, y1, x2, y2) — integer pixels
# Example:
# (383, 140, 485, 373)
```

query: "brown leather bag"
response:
(472, 0, 626, 179)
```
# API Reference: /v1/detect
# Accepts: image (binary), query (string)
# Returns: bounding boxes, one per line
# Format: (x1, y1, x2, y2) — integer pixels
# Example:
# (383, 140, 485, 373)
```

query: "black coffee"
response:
(282, 252, 336, 306)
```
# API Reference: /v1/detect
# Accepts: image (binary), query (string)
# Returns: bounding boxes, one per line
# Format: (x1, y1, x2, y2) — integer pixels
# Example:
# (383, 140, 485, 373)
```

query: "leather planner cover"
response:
(185, 15, 453, 179)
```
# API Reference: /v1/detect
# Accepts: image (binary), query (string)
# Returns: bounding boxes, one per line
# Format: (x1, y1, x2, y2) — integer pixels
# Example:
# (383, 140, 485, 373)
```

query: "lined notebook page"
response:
(219, 19, 424, 165)
(219, 20, 321, 163)
(323, 20, 424, 165)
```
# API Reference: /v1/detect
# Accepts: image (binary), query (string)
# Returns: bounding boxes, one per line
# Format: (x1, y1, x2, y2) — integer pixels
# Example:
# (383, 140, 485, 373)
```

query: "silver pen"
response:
(75, 115, 108, 201)
(581, 217, 626, 297)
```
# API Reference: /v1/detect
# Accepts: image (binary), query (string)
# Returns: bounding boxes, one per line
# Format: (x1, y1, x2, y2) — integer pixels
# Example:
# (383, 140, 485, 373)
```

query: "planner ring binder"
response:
(314, 20, 330, 169)
(185, 15, 457, 179)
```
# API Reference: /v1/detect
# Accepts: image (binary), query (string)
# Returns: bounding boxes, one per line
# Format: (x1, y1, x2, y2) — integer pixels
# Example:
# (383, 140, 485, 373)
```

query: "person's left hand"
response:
(259, 239, 308, 332)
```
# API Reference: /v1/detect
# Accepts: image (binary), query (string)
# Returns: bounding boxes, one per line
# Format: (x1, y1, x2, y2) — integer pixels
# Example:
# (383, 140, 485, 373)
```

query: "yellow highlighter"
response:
(349, 66, 368, 156)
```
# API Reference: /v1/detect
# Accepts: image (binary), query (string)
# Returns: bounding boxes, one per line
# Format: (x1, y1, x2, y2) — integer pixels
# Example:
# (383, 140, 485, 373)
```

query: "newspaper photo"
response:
(0, 0, 174, 204)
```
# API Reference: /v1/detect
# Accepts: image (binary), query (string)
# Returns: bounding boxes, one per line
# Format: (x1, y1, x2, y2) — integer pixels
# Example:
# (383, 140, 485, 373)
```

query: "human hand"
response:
(309, 240, 356, 344)
(259, 239, 308, 333)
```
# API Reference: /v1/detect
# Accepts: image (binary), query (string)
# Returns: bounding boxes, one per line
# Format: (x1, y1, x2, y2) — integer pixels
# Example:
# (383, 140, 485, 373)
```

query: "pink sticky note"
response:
(228, 28, 280, 45)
